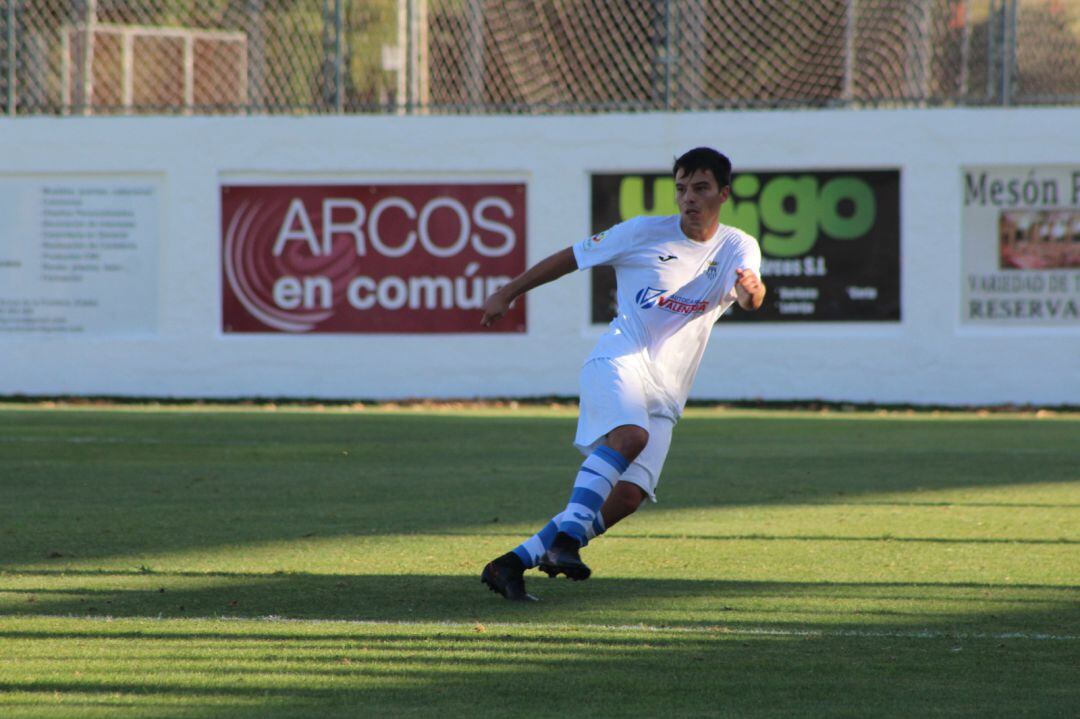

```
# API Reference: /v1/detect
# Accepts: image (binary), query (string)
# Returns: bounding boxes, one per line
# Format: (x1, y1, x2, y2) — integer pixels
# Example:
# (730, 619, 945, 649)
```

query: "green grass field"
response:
(1, 404, 1077, 718)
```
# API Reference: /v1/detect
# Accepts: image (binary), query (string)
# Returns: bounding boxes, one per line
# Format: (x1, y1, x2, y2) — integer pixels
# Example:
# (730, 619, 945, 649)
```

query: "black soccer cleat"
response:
(538, 532, 591, 581)
(481, 552, 538, 602)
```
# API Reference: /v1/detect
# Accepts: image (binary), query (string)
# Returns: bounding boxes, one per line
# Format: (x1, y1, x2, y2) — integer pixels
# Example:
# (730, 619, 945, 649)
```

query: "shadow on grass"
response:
(2, 626, 1073, 719)
(2, 633, 1072, 719)
(1, 600, 1078, 719)
(1, 409, 1078, 570)
(2, 570, 1077, 635)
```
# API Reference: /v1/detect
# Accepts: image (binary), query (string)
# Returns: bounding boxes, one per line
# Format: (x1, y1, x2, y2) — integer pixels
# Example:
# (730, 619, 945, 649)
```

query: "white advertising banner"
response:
(0, 175, 162, 336)
(962, 166, 1080, 327)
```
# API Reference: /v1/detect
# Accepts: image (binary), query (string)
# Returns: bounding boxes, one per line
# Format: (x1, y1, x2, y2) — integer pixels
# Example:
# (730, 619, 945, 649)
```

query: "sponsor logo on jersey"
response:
(657, 294, 709, 315)
(636, 287, 708, 314)
(635, 287, 666, 309)
(659, 254, 677, 262)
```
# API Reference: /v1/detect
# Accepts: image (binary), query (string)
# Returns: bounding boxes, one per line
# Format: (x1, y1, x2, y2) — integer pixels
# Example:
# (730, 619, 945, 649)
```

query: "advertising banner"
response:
(0, 175, 161, 336)
(589, 170, 901, 323)
(961, 166, 1080, 326)
(221, 182, 526, 333)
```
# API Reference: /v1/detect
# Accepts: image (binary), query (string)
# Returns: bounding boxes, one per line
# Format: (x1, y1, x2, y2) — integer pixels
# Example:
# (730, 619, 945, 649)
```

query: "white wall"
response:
(1, 109, 1078, 405)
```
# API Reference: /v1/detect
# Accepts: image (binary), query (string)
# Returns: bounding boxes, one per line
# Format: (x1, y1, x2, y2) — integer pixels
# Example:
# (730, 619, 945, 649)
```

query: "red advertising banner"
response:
(221, 183, 527, 333)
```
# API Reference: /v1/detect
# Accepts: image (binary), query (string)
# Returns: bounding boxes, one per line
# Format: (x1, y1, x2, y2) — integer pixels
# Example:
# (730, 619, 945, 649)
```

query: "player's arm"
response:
(481, 247, 578, 327)
(734, 267, 766, 311)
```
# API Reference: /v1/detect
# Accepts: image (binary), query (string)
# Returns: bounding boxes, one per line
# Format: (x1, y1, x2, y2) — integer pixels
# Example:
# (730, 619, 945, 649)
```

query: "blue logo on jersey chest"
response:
(635, 287, 666, 309)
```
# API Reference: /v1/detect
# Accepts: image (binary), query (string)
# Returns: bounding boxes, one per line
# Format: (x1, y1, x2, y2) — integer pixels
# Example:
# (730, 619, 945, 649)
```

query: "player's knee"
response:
(607, 425, 649, 462)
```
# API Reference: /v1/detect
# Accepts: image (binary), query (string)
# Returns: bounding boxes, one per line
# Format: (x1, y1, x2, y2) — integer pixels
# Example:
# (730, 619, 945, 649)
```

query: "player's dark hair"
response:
(672, 147, 732, 188)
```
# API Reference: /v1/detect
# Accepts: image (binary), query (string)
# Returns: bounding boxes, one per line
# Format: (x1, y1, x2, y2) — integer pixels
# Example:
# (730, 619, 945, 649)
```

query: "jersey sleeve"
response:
(572, 217, 641, 270)
(721, 234, 764, 304)
(740, 236, 762, 275)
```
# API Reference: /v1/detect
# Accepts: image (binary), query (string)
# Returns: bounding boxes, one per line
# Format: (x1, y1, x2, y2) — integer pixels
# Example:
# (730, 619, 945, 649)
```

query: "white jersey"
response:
(573, 215, 762, 419)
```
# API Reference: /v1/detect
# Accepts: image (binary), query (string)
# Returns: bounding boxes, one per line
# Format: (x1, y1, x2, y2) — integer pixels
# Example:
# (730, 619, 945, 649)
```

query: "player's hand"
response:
(735, 268, 762, 296)
(734, 268, 765, 310)
(480, 289, 513, 327)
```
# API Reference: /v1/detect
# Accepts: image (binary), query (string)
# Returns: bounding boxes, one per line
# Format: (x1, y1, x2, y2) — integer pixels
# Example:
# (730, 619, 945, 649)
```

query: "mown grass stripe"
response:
(29, 615, 1079, 642)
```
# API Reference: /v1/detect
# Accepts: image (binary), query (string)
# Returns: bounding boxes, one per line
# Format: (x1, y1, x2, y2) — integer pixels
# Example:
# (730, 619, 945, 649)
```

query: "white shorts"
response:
(573, 356, 676, 502)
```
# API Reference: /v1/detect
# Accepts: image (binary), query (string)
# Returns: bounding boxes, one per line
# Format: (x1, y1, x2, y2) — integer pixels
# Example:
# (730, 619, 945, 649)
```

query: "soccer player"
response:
(480, 147, 765, 601)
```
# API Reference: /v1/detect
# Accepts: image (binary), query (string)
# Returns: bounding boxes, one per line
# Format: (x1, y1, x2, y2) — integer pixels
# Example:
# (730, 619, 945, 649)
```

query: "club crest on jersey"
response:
(706, 261, 718, 279)
(635, 287, 666, 309)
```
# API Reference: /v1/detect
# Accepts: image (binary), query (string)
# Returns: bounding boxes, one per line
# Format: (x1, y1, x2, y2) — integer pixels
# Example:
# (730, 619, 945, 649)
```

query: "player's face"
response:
(675, 168, 729, 240)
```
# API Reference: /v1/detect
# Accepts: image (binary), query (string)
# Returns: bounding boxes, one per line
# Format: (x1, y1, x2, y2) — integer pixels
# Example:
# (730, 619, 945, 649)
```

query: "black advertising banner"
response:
(589, 170, 901, 323)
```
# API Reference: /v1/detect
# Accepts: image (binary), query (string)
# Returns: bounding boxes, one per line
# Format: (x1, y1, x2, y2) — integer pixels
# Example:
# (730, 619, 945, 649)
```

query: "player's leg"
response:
(538, 428, 643, 580)
(592, 423, 650, 528)
(538, 359, 650, 581)
(554, 424, 646, 543)
(511, 422, 646, 569)
(482, 450, 629, 599)
(601, 480, 648, 528)
(512, 429, 642, 584)
(533, 419, 670, 589)
(483, 497, 612, 600)
(481, 359, 645, 599)
(600, 414, 675, 529)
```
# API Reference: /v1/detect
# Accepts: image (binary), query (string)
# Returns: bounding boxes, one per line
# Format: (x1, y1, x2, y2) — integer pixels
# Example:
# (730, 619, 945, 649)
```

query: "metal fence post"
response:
(957, 0, 971, 101)
(986, 0, 1000, 102)
(465, 0, 483, 111)
(918, 0, 932, 101)
(319, 0, 342, 112)
(248, 0, 265, 113)
(906, 0, 931, 102)
(6, 0, 17, 116)
(649, 0, 669, 111)
(660, 0, 669, 110)
(79, 0, 98, 114)
(1002, 0, 1017, 106)
(842, 0, 857, 103)
(335, 0, 345, 113)
(405, 0, 414, 114)
(403, 0, 427, 114)
(394, 0, 406, 114)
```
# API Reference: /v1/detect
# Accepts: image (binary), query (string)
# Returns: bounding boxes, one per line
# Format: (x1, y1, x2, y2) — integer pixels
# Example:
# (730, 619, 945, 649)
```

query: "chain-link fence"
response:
(1, 0, 1077, 116)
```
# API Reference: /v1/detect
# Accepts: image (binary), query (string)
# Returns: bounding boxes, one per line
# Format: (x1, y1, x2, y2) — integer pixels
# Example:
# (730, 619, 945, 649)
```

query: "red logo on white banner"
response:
(221, 183, 527, 333)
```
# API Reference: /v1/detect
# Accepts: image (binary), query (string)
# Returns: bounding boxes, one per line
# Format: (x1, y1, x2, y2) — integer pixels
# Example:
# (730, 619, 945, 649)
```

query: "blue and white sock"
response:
(556, 446, 628, 545)
(510, 446, 629, 568)
(512, 516, 560, 568)
(512, 510, 607, 569)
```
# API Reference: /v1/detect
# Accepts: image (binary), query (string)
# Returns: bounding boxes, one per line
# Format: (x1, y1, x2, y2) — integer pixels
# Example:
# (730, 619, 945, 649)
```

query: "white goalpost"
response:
(61, 21, 247, 114)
